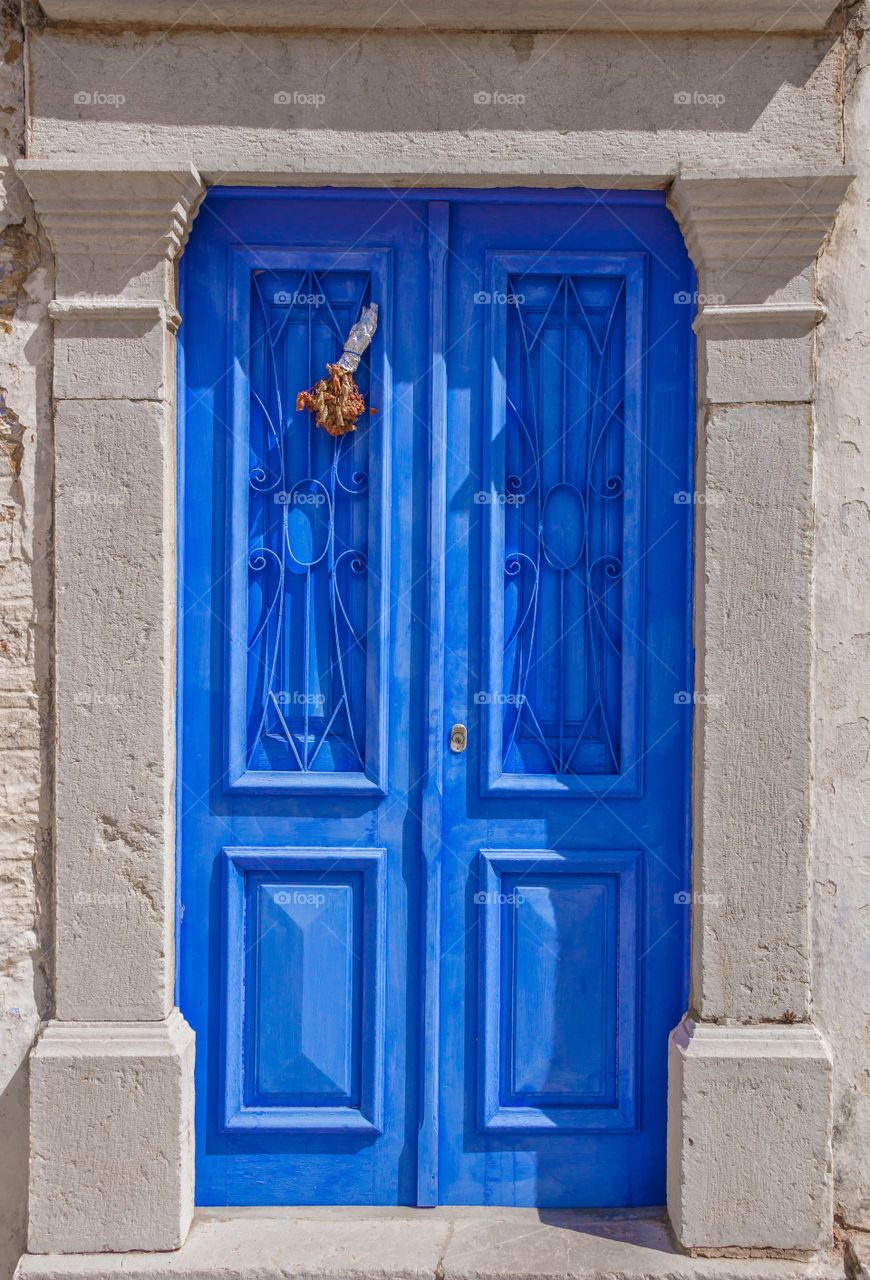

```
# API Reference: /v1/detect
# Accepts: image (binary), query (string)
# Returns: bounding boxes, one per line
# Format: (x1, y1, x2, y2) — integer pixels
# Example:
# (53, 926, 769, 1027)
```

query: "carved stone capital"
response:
(17, 158, 203, 260)
(668, 169, 854, 305)
(668, 169, 853, 403)
(17, 158, 204, 301)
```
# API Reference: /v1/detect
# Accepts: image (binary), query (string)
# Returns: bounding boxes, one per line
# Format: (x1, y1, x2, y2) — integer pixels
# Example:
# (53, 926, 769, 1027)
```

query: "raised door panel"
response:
(222, 848, 386, 1134)
(478, 850, 639, 1134)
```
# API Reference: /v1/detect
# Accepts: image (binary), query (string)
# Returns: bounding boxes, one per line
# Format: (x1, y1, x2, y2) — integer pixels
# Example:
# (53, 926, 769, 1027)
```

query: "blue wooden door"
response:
(434, 199, 694, 1206)
(178, 189, 694, 1208)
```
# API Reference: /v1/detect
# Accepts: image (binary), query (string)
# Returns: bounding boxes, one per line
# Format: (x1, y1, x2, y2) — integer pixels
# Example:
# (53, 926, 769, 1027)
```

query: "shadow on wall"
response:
(0, 1056, 32, 1280)
(30, 26, 839, 145)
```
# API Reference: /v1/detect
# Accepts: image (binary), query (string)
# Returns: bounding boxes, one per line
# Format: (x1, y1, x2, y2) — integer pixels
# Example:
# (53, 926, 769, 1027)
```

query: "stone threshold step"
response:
(17, 1208, 844, 1280)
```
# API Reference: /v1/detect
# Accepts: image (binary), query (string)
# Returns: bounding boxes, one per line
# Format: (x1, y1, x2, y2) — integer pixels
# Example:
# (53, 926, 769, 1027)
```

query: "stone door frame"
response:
(15, 157, 853, 1256)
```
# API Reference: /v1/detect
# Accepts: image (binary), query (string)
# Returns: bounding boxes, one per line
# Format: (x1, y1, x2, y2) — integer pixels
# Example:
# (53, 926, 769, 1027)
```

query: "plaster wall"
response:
(815, 0, 870, 1235)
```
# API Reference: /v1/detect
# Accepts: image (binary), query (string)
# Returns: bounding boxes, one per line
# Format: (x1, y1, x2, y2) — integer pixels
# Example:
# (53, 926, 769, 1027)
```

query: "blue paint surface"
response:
(178, 188, 695, 1207)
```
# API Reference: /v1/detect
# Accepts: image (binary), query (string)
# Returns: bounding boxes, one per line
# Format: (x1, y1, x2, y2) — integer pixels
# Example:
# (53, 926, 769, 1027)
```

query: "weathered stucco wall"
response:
(0, 3, 52, 1279)
(815, 0, 870, 1237)
(0, 4, 866, 1273)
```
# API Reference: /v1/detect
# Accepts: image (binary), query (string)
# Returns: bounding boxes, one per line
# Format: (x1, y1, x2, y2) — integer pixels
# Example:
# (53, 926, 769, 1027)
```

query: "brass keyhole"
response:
(449, 723, 468, 753)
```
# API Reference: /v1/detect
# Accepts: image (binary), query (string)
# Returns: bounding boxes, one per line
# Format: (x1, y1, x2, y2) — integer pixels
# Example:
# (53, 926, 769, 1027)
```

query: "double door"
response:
(178, 189, 694, 1207)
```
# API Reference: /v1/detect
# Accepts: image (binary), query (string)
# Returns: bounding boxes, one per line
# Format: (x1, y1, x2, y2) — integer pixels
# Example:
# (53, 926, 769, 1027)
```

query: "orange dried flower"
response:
(296, 363, 366, 437)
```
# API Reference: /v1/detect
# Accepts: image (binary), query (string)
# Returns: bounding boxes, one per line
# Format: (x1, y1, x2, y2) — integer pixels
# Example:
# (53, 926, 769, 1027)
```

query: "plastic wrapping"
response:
(336, 303, 379, 372)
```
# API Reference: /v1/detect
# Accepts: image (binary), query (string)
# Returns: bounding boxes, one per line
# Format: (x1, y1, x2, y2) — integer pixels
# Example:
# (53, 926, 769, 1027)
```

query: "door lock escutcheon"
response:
(449, 723, 467, 753)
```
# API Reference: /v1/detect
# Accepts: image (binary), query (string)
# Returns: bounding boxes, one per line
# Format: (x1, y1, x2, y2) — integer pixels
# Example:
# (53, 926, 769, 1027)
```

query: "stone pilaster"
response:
(17, 159, 204, 1253)
(665, 169, 852, 1252)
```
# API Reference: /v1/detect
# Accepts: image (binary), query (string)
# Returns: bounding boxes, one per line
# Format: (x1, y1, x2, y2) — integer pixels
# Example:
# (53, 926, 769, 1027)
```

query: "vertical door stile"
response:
(417, 200, 450, 1206)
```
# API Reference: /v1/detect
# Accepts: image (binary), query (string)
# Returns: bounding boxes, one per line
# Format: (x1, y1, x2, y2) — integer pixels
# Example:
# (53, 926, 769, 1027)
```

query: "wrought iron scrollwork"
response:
(246, 269, 373, 775)
(501, 272, 626, 777)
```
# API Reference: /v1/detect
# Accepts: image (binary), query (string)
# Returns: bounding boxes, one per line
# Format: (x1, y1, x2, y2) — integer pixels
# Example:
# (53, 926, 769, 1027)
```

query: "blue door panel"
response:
(179, 193, 430, 1205)
(436, 196, 693, 1206)
(178, 188, 694, 1208)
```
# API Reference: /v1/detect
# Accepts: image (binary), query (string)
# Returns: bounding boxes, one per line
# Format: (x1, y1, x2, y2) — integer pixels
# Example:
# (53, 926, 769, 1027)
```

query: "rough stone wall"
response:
(815, 0, 870, 1237)
(0, 3, 52, 1279)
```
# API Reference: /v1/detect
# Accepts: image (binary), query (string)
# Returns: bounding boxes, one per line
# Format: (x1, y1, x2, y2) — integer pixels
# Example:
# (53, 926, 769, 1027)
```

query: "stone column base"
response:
(667, 1018, 833, 1254)
(28, 1010, 195, 1254)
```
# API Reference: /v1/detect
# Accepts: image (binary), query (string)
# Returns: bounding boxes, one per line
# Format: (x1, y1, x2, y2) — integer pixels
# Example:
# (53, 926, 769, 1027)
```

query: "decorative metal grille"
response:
(245, 269, 374, 777)
(500, 271, 627, 778)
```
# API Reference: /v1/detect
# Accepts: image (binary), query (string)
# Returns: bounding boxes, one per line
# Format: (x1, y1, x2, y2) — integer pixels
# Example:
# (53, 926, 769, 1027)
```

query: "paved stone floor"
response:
(16, 1208, 846, 1280)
